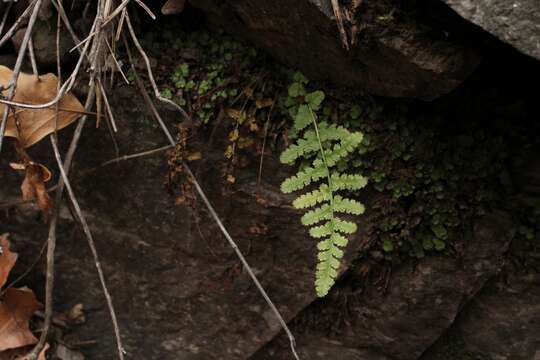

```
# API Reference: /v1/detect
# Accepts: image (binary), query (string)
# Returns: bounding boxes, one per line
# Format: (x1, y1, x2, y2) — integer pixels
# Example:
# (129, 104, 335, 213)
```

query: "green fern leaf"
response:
(333, 196, 366, 215)
(324, 132, 364, 166)
(280, 162, 328, 193)
(292, 184, 331, 209)
(333, 218, 357, 234)
(294, 104, 312, 131)
(280, 135, 319, 164)
(331, 173, 368, 191)
(305, 91, 325, 110)
(301, 204, 332, 225)
(279, 83, 367, 297)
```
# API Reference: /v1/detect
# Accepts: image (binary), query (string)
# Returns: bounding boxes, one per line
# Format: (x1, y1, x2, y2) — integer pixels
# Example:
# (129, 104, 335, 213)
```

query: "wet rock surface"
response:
(254, 212, 514, 360)
(441, 0, 540, 60)
(188, 0, 482, 100)
(0, 86, 370, 359)
(457, 271, 540, 360)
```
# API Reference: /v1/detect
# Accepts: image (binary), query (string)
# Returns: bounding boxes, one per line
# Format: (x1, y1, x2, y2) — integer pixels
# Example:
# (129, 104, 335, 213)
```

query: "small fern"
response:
(280, 75, 367, 297)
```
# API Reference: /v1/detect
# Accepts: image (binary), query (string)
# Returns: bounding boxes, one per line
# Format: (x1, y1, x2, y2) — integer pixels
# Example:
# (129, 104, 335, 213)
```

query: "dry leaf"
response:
(226, 109, 246, 124)
(228, 129, 239, 142)
(161, 0, 186, 15)
(20, 163, 52, 218)
(255, 98, 274, 109)
(0, 288, 41, 352)
(0, 234, 17, 290)
(0, 342, 49, 360)
(0, 65, 85, 148)
(67, 303, 85, 325)
(186, 152, 202, 161)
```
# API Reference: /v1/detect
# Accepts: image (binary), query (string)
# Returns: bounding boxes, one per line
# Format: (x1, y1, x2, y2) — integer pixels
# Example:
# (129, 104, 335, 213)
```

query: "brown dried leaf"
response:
(0, 235, 17, 290)
(0, 288, 41, 352)
(161, 0, 186, 15)
(20, 163, 52, 218)
(255, 98, 273, 109)
(0, 65, 85, 148)
(0, 342, 49, 360)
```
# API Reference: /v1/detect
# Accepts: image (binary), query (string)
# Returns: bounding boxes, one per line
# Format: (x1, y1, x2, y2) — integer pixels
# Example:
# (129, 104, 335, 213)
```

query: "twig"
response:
(124, 35, 300, 360)
(257, 98, 275, 189)
(0, 0, 44, 155)
(27, 7, 63, 357)
(0, 0, 37, 48)
(92, 144, 173, 169)
(124, 13, 191, 122)
(0, 0, 14, 36)
(28, 38, 40, 79)
(330, 0, 350, 50)
(0, 238, 47, 297)
(50, 134, 125, 360)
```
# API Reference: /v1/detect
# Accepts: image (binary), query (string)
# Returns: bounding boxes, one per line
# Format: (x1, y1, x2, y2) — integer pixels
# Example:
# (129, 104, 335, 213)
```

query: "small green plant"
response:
(280, 74, 368, 297)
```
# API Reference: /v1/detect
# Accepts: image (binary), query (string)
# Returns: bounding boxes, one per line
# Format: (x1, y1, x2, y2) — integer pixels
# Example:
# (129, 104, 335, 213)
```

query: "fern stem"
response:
(309, 106, 339, 295)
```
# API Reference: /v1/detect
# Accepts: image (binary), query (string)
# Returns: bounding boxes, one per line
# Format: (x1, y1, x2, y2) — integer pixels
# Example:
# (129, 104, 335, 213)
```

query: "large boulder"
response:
(255, 212, 514, 359)
(0, 85, 370, 359)
(441, 0, 540, 60)
(187, 0, 482, 100)
(457, 271, 540, 360)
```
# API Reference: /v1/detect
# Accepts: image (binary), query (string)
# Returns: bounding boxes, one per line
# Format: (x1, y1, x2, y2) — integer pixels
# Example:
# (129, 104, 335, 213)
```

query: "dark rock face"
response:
(255, 212, 513, 360)
(343, 214, 512, 360)
(0, 86, 369, 360)
(457, 272, 540, 360)
(188, 0, 481, 100)
(442, 0, 540, 60)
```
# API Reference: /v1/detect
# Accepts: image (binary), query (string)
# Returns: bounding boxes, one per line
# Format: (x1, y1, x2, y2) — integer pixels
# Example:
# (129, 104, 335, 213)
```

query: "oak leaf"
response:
(0, 288, 41, 352)
(0, 65, 85, 148)
(0, 342, 49, 360)
(161, 0, 186, 14)
(20, 163, 52, 218)
(0, 235, 17, 289)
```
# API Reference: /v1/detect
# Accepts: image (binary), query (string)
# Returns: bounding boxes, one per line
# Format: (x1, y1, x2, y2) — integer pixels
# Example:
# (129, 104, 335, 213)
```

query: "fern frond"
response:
(280, 136, 320, 164)
(292, 184, 331, 209)
(309, 221, 333, 238)
(280, 87, 367, 297)
(333, 195, 366, 215)
(281, 162, 328, 193)
(332, 218, 357, 234)
(294, 104, 312, 132)
(330, 173, 368, 191)
(301, 204, 332, 226)
(324, 132, 363, 166)
(314, 231, 351, 297)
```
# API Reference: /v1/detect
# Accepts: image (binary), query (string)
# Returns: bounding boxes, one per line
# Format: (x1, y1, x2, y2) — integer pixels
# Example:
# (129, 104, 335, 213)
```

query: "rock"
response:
(11, 19, 74, 67)
(293, 340, 391, 360)
(457, 271, 540, 360)
(0, 85, 370, 359)
(0, 55, 17, 69)
(188, 0, 482, 100)
(441, 0, 540, 60)
(255, 212, 513, 360)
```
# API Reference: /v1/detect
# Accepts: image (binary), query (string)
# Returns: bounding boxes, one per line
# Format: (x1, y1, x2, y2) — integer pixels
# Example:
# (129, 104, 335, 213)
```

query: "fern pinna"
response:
(280, 74, 367, 297)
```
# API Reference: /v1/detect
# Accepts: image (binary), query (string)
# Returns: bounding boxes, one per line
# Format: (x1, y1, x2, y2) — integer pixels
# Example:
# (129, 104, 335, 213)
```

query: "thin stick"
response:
(0, 0, 44, 155)
(94, 144, 173, 169)
(124, 13, 190, 121)
(0, 1, 14, 36)
(27, 8, 62, 357)
(0, 0, 37, 48)
(50, 134, 125, 360)
(0, 239, 47, 297)
(124, 36, 300, 360)
(28, 38, 40, 79)
(330, 0, 349, 50)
